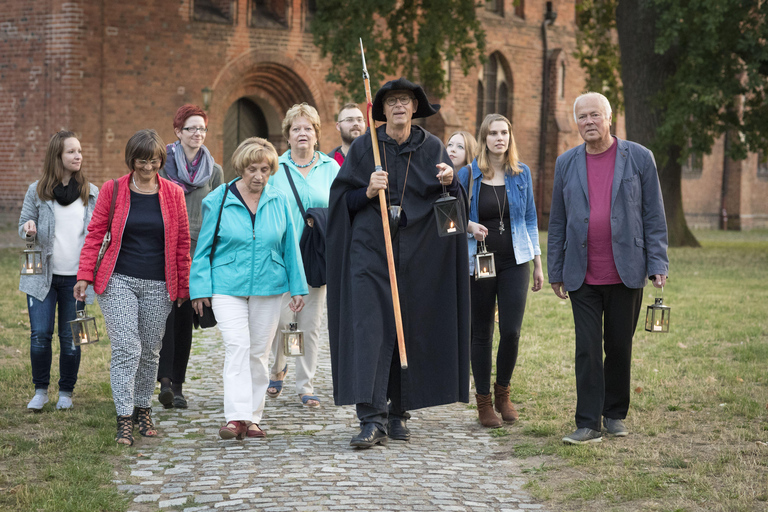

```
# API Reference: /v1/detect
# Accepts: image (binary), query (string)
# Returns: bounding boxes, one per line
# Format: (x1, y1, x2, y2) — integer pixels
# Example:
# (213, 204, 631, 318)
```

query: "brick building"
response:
(1, 0, 766, 230)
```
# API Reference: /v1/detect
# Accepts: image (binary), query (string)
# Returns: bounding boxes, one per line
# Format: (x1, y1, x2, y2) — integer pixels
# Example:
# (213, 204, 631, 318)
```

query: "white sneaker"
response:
(27, 391, 49, 411)
(56, 395, 73, 410)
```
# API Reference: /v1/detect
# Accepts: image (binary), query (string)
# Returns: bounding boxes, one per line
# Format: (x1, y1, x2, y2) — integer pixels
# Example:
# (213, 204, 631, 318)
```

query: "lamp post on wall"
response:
(201, 87, 213, 111)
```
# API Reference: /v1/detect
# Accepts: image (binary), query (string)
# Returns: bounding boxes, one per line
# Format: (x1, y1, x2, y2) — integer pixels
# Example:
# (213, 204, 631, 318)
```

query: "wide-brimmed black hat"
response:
(371, 77, 440, 122)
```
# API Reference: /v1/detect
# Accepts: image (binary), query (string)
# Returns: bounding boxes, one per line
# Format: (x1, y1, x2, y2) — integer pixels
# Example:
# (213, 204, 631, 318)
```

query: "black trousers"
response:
(356, 346, 409, 431)
(157, 299, 194, 384)
(569, 283, 643, 431)
(470, 255, 529, 396)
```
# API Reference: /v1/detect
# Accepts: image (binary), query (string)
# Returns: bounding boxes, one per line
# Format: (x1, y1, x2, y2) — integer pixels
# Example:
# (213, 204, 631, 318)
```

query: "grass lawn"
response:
(507, 229, 768, 512)
(0, 229, 766, 511)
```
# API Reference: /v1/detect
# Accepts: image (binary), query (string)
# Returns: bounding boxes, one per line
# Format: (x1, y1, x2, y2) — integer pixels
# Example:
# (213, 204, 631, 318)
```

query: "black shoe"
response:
(158, 387, 174, 409)
(172, 394, 188, 409)
(387, 417, 411, 441)
(349, 423, 388, 449)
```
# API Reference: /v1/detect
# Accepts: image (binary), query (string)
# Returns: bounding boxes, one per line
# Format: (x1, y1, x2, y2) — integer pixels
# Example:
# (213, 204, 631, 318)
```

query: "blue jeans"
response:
(28, 274, 82, 392)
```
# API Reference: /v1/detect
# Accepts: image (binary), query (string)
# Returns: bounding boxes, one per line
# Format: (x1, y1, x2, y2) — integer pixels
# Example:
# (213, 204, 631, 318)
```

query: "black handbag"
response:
(193, 184, 230, 329)
(282, 163, 327, 287)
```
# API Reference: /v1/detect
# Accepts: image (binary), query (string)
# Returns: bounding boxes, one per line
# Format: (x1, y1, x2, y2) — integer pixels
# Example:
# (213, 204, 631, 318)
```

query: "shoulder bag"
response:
(93, 179, 118, 278)
(282, 163, 327, 287)
(193, 184, 230, 329)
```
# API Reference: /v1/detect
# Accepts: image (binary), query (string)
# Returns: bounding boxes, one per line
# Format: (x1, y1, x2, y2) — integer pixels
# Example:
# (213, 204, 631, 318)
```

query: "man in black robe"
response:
(326, 77, 470, 449)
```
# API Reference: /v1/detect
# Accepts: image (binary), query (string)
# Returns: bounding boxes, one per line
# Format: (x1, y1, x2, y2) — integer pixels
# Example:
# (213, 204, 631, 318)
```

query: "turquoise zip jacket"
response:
(189, 179, 308, 300)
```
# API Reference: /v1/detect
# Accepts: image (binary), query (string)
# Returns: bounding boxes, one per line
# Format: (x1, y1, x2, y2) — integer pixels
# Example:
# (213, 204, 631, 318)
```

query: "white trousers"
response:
(270, 286, 326, 396)
(212, 294, 283, 423)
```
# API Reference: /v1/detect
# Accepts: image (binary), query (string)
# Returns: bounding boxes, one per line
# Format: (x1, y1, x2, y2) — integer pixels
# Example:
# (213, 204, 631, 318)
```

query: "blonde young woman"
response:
(457, 114, 544, 428)
(19, 130, 98, 411)
(446, 130, 478, 171)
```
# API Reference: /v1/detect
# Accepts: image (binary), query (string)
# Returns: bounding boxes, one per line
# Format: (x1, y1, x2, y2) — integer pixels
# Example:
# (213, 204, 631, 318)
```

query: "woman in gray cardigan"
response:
(156, 104, 223, 409)
(18, 130, 98, 411)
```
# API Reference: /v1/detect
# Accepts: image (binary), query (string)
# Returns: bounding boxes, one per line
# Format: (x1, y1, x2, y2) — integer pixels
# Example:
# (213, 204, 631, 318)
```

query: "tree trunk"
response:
(616, 0, 700, 247)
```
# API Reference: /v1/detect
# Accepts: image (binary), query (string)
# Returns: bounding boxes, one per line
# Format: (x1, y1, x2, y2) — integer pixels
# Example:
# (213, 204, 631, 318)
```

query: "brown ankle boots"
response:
(475, 393, 502, 428)
(494, 382, 519, 423)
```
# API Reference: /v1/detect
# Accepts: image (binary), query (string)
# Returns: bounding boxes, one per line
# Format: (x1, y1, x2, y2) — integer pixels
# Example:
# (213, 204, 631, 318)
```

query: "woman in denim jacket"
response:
(19, 130, 98, 411)
(457, 114, 544, 428)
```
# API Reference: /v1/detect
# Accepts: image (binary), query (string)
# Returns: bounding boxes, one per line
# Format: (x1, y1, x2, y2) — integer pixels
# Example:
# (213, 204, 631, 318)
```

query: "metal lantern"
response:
(645, 289, 671, 333)
(432, 189, 466, 237)
(69, 305, 100, 346)
(20, 234, 43, 276)
(281, 312, 305, 357)
(474, 239, 496, 280)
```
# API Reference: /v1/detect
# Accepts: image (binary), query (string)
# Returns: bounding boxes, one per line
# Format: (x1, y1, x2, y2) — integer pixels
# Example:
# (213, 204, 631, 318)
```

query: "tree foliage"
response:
(652, 0, 768, 165)
(574, 0, 622, 114)
(311, 0, 486, 102)
(580, 0, 768, 166)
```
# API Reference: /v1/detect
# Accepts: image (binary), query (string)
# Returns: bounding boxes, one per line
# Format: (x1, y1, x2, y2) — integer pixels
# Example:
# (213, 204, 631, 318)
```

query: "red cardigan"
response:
(77, 173, 191, 300)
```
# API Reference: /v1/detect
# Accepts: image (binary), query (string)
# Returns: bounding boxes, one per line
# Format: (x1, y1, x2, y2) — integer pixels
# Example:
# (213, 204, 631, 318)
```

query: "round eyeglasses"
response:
(385, 95, 414, 106)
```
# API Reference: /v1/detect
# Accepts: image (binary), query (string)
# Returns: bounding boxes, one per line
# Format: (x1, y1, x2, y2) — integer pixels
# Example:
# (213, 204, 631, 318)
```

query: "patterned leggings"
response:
(98, 273, 172, 416)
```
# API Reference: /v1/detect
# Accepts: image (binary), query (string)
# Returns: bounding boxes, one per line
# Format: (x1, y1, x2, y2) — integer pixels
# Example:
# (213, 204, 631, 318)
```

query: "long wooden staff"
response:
(360, 39, 408, 370)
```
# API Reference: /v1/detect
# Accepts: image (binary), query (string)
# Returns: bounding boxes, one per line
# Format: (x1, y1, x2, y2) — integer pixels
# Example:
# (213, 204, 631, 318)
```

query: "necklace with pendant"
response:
(490, 183, 507, 234)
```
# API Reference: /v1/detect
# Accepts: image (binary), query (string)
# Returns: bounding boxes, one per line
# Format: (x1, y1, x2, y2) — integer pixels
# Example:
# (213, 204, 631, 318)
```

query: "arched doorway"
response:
(222, 97, 270, 181)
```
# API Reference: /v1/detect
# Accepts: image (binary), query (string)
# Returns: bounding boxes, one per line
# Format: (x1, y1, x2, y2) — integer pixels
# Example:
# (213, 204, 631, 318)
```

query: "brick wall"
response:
(2, 0, 765, 230)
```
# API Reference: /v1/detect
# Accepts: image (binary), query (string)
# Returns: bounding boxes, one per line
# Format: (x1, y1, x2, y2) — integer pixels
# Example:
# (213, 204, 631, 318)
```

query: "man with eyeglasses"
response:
(327, 78, 470, 449)
(330, 103, 365, 166)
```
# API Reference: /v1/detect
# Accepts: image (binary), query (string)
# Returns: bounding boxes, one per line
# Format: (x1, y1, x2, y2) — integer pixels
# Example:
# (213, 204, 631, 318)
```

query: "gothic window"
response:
(485, 0, 503, 16)
(514, 0, 525, 19)
(476, 52, 512, 132)
(304, 0, 317, 31)
(682, 147, 703, 178)
(558, 61, 566, 99)
(194, 0, 235, 24)
(758, 150, 768, 179)
(251, 0, 288, 28)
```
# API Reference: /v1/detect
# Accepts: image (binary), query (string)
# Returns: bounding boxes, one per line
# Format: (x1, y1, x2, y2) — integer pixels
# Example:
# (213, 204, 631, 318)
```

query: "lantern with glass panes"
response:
(69, 304, 100, 346)
(281, 312, 305, 356)
(474, 239, 496, 280)
(20, 234, 43, 276)
(644, 288, 671, 333)
(432, 185, 466, 237)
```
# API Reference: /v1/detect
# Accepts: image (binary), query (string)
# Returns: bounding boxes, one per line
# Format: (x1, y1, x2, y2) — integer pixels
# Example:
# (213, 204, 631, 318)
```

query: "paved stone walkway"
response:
(119, 317, 548, 512)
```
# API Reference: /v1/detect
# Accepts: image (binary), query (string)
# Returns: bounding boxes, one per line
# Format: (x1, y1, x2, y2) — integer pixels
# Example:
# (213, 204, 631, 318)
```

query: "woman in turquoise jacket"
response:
(457, 114, 543, 428)
(190, 137, 307, 440)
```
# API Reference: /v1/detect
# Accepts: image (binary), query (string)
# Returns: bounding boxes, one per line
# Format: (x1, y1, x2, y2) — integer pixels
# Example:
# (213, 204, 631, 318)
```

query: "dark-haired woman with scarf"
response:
(156, 104, 223, 409)
(19, 130, 98, 411)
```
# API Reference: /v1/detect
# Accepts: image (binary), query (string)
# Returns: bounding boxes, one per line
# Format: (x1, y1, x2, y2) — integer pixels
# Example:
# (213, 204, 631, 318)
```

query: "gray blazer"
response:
(18, 181, 99, 302)
(547, 137, 669, 291)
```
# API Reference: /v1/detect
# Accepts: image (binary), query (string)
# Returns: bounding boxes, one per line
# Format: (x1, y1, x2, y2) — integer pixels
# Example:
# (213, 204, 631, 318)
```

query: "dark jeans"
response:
(356, 345, 409, 431)
(470, 255, 529, 396)
(157, 299, 194, 384)
(28, 274, 82, 392)
(570, 283, 643, 431)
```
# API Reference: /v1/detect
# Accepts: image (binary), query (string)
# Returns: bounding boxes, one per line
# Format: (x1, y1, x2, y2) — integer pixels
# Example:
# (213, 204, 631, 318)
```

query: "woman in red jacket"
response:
(74, 129, 191, 446)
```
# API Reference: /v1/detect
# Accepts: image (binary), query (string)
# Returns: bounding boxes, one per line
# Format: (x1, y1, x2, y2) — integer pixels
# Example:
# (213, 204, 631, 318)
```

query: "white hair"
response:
(573, 92, 612, 123)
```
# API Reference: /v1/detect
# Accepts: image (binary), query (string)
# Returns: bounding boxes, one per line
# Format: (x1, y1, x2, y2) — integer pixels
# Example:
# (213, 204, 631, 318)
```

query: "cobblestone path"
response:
(120, 318, 548, 512)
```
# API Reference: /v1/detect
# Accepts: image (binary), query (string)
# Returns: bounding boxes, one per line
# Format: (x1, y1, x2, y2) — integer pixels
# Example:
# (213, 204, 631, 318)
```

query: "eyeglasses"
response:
(182, 126, 208, 134)
(385, 95, 414, 106)
(340, 117, 365, 124)
(136, 159, 161, 167)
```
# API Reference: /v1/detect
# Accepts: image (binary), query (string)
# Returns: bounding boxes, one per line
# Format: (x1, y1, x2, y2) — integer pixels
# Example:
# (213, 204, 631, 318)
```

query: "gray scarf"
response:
(164, 141, 214, 193)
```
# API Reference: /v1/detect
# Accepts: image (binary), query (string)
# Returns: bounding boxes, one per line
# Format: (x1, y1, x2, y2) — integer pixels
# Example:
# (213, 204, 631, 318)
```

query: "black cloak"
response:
(326, 124, 470, 411)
